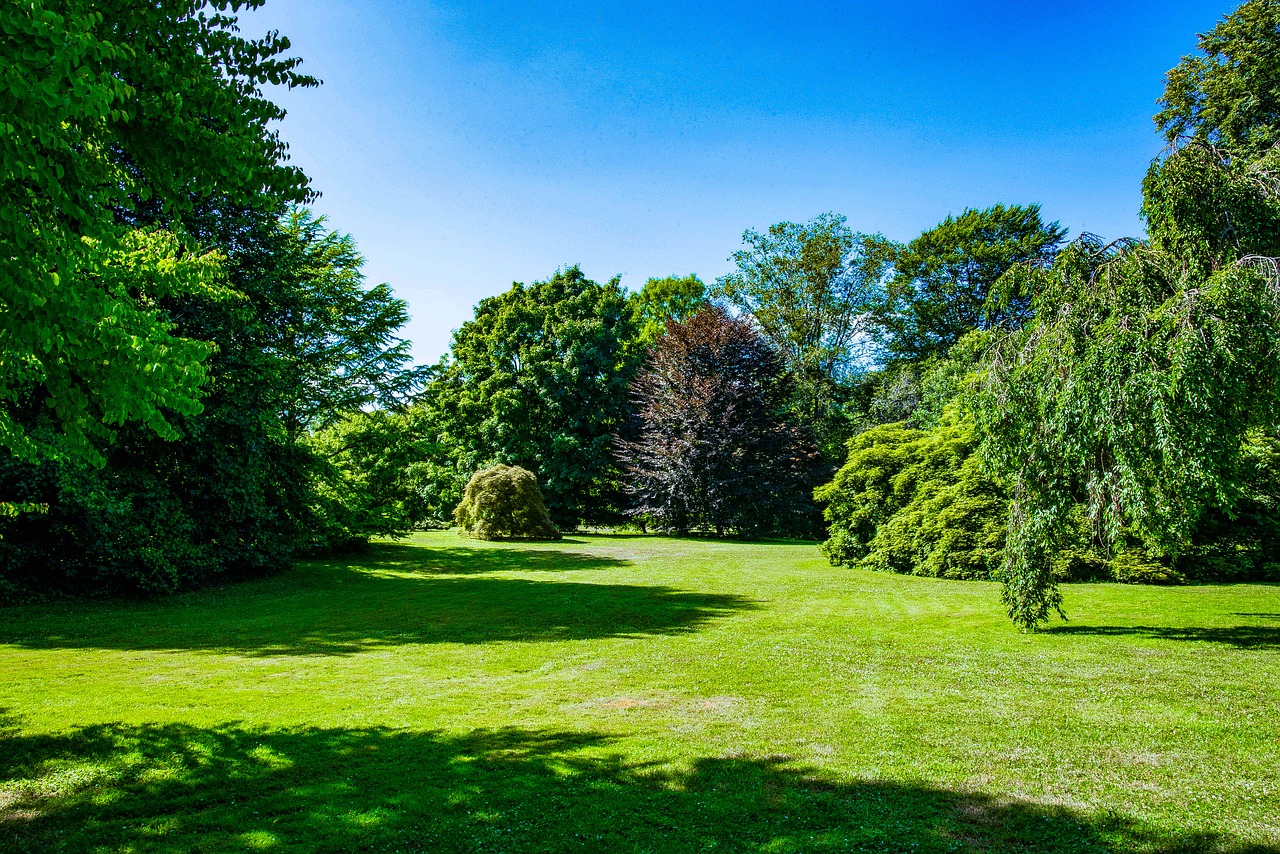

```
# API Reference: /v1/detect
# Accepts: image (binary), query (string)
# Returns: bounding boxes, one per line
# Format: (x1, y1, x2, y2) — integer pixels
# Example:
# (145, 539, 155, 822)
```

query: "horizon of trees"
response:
(4, 0, 1280, 633)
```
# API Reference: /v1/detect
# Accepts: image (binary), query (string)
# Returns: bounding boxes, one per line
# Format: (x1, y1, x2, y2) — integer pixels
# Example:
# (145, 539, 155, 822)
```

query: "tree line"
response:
(4, 0, 1280, 631)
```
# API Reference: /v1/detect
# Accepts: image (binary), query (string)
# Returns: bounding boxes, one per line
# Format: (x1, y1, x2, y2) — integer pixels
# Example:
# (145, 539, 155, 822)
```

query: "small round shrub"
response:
(454, 465, 561, 541)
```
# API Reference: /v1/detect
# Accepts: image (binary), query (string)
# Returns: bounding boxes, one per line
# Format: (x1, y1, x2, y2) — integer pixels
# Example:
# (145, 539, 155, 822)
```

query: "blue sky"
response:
(245, 0, 1235, 364)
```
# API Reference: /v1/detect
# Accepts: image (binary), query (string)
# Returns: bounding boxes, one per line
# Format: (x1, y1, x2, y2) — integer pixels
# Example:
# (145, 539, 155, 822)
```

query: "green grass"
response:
(1, 532, 1277, 853)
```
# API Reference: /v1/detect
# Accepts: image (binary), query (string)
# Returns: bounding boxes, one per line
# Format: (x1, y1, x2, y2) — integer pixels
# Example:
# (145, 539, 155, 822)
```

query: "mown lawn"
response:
(0, 532, 1277, 853)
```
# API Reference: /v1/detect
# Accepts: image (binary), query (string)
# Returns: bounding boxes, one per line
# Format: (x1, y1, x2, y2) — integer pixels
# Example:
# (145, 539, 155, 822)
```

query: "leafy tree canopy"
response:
(426, 267, 640, 528)
(622, 306, 823, 538)
(973, 0, 1280, 629)
(816, 415, 1007, 580)
(1157, 0, 1280, 158)
(454, 464, 561, 541)
(713, 213, 892, 457)
(0, 0, 315, 462)
(271, 209, 429, 440)
(977, 238, 1280, 628)
(873, 204, 1066, 363)
(628, 274, 707, 347)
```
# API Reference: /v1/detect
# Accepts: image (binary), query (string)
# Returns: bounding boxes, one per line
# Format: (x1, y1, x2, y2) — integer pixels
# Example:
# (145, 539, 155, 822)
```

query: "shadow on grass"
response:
(0, 543, 758, 656)
(0, 718, 1270, 854)
(359, 542, 624, 574)
(1044, 624, 1280, 650)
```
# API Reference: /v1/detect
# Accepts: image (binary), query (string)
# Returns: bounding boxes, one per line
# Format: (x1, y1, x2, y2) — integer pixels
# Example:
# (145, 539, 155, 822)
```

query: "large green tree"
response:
(872, 204, 1066, 363)
(271, 209, 429, 440)
(425, 267, 640, 528)
(976, 0, 1280, 628)
(0, 204, 426, 597)
(714, 214, 892, 457)
(0, 0, 315, 463)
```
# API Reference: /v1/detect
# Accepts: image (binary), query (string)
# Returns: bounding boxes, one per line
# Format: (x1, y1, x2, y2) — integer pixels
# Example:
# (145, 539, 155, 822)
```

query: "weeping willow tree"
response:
(976, 0, 1280, 629)
(977, 240, 1280, 628)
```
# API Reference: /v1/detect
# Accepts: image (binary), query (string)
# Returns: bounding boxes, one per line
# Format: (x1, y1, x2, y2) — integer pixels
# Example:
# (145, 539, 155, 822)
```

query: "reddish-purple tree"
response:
(620, 306, 823, 537)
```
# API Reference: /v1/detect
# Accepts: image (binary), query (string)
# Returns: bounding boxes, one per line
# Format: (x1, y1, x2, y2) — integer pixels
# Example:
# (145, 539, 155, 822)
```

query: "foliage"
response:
(621, 306, 823, 537)
(847, 331, 992, 436)
(0, 204, 424, 598)
(1156, 0, 1280, 159)
(872, 204, 1066, 363)
(628, 274, 707, 347)
(454, 464, 561, 540)
(272, 209, 430, 439)
(305, 408, 437, 551)
(425, 267, 641, 528)
(973, 3, 1280, 629)
(1142, 142, 1280, 269)
(816, 416, 1009, 580)
(713, 214, 892, 458)
(977, 237, 1280, 628)
(0, 0, 315, 462)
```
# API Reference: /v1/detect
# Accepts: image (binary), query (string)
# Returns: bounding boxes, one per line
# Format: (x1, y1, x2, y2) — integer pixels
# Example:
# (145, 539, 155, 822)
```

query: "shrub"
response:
(454, 465, 561, 541)
(1111, 549, 1186, 585)
(815, 415, 1009, 579)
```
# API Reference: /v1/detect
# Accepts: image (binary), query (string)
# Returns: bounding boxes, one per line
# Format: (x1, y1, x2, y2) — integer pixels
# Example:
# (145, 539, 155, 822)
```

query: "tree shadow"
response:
(1044, 624, 1280, 650)
(0, 543, 758, 656)
(0, 717, 1271, 854)
(360, 542, 624, 574)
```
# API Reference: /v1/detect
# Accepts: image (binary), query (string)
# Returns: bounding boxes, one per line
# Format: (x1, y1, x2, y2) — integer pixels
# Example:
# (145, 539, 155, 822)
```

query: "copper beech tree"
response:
(621, 306, 823, 538)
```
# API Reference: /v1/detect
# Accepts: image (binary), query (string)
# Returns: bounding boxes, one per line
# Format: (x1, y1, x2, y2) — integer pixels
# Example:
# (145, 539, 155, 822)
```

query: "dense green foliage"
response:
(622, 307, 822, 537)
(306, 407, 436, 549)
(970, 0, 1280, 629)
(978, 239, 1280, 626)
(628, 274, 708, 347)
(424, 267, 641, 529)
(2, 534, 1277, 851)
(0, 0, 315, 462)
(0, 204, 424, 599)
(1156, 0, 1280, 158)
(871, 204, 1066, 363)
(714, 214, 892, 458)
(454, 464, 561, 540)
(271, 210, 429, 439)
(816, 417, 1008, 580)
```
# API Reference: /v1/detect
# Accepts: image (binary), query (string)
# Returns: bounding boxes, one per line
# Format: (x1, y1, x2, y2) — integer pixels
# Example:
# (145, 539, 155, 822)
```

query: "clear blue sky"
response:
(244, 0, 1235, 364)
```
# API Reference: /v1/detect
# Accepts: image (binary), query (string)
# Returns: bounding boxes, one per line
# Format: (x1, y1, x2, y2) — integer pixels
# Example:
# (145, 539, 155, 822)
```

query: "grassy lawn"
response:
(1, 532, 1277, 853)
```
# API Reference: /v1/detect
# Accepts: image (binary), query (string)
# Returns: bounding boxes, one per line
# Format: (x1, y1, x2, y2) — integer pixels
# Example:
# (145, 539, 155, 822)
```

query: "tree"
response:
(425, 267, 640, 528)
(271, 209, 430, 440)
(1, 0, 316, 463)
(454, 464, 561, 541)
(0, 203, 428, 598)
(306, 407, 438, 550)
(1143, 0, 1280, 269)
(872, 204, 1066, 363)
(713, 214, 892, 457)
(1156, 0, 1280, 159)
(977, 238, 1280, 629)
(621, 306, 822, 537)
(974, 0, 1280, 629)
(628, 274, 707, 347)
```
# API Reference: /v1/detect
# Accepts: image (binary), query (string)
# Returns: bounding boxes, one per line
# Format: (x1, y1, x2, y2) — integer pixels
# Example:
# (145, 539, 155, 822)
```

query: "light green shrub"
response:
(454, 465, 561, 541)
(816, 415, 1008, 579)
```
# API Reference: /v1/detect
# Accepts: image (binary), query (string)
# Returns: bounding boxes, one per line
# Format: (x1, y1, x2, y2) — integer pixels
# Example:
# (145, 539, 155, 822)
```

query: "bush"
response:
(454, 465, 561, 541)
(1111, 549, 1186, 585)
(815, 415, 1009, 579)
